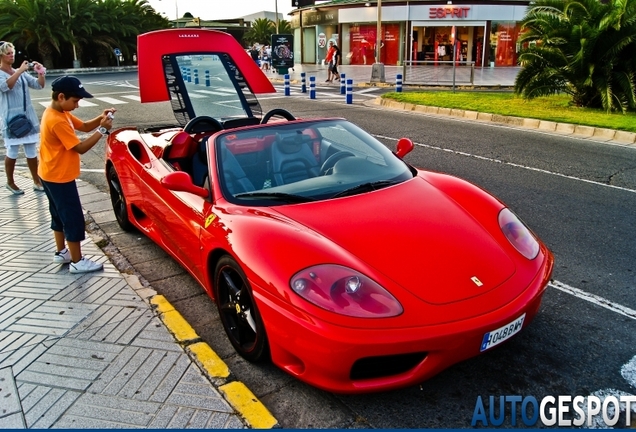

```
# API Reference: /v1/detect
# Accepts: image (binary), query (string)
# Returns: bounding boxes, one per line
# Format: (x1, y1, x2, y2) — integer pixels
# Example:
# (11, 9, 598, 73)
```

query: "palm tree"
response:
(0, 0, 69, 68)
(515, 0, 636, 112)
(0, 0, 169, 68)
(277, 20, 293, 35)
(244, 17, 275, 46)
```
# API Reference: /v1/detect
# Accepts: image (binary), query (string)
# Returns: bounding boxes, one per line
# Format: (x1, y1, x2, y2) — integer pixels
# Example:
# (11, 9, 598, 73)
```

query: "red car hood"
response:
(274, 178, 516, 305)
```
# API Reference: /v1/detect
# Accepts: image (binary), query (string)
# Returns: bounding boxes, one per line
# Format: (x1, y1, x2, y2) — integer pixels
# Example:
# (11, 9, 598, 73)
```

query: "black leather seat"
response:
(191, 137, 210, 188)
(271, 133, 319, 186)
(219, 146, 255, 195)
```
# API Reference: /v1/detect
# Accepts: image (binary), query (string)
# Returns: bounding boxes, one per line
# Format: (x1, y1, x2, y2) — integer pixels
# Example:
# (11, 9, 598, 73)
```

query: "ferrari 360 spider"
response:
(105, 29, 554, 393)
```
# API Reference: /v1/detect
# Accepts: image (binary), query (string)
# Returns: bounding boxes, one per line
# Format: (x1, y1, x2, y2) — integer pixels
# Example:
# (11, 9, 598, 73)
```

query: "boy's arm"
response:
(72, 109, 115, 154)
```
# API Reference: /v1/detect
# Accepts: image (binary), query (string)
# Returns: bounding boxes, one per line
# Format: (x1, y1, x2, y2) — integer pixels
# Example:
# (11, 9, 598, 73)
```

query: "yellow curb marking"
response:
(151, 295, 198, 342)
(219, 381, 279, 429)
(150, 295, 174, 313)
(188, 342, 230, 379)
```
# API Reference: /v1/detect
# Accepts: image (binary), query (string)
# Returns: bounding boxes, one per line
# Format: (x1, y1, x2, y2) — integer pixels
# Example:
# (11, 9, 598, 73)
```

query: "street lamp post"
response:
(275, 0, 279, 33)
(67, 0, 80, 68)
(159, 0, 179, 26)
(370, 0, 385, 82)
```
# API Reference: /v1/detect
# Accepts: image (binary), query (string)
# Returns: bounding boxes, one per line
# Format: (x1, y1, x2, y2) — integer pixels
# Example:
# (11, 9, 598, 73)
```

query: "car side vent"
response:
(350, 352, 428, 381)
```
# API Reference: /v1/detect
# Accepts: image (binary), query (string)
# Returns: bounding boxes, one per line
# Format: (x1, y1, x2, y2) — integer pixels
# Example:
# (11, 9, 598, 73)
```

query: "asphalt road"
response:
(27, 72, 636, 428)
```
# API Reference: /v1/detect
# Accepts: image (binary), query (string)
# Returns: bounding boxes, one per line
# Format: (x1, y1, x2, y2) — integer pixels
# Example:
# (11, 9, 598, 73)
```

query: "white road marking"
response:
(622, 355, 636, 388)
(549, 281, 636, 320)
(94, 96, 128, 105)
(192, 90, 233, 96)
(78, 99, 98, 107)
(122, 95, 141, 101)
(356, 87, 380, 94)
(374, 134, 636, 195)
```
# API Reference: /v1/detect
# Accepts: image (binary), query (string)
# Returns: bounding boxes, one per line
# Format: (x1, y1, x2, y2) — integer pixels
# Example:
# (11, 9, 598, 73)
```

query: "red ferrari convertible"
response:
(105, 29, 554, 393)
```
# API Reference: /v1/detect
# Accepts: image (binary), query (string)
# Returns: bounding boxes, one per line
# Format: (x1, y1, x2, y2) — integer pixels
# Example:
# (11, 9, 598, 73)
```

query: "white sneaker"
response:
(69, 257, 103, 274)
(53, 248, 71, 264)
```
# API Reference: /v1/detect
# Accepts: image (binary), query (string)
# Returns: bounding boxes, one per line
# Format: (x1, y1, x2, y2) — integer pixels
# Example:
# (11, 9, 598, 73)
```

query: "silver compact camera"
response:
(27, 62, 34, 70)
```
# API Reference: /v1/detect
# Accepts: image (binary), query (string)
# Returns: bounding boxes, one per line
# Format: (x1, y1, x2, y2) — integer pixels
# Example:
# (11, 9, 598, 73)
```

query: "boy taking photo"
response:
(38, 75, 115, 273)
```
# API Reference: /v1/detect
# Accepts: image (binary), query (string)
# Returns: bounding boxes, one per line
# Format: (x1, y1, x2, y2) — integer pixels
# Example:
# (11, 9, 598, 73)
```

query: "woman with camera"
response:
(0, 41, 46, 194)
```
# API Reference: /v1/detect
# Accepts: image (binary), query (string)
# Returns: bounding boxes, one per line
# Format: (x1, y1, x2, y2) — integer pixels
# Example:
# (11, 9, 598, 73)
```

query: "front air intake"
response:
(350, 352, 428, 380)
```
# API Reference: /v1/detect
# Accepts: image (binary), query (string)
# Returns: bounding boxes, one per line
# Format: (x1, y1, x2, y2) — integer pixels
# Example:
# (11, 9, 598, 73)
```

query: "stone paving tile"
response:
(22, 387, 81, 428)
(55, 393, 161, 428)
(130, 319, 185, 352)
(0, 366, 24, 427)
(0, 336, 54, 375)
(0, 297, 43, 330)
(6, 301, 97, 337)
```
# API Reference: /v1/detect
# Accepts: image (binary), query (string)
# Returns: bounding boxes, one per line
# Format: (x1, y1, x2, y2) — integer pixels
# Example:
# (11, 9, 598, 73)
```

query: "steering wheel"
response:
(184, 116, 223, 134)
(260, 108, 296, 124)
(319, 151, 355, 176)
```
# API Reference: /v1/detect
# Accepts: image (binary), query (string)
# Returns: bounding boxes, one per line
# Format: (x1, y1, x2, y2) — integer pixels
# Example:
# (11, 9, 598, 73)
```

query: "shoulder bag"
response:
(7, 76, 34, 138)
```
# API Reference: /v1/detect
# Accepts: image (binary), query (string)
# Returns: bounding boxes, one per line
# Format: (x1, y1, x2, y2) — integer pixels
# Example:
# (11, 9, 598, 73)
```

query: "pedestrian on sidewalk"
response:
(324, 40, 336, 82)
(38, 76, 116, 274)
(0, 41, 46, 194)
(331, 44, 341, 82)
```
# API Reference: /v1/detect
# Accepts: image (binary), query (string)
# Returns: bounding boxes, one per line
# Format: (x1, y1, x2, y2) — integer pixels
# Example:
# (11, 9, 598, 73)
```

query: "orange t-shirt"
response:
(38, 107, 83, 183)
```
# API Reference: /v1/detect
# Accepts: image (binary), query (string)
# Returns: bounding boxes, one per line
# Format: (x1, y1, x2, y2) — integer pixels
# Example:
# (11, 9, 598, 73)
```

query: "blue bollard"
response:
(346, 78, 353, 104)
(186, 68, 191, 83)
(284, 74, 290, 96)
(301, 72, 307, 93)
(205, 70, 210, 87)
(340, 73, 346, 95)
(194, 69, 199, 85)
(396, 74, 403, 92)
(309, 76, 316, 99)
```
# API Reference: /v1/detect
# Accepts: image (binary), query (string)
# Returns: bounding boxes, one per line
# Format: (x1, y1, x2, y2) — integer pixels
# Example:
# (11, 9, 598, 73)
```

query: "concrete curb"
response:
(374, 98, 636, 146)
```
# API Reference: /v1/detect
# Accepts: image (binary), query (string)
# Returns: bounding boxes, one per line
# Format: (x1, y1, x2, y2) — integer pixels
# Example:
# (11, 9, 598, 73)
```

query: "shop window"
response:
(490, 22, 521, 67)
(347, 23, 400, 66)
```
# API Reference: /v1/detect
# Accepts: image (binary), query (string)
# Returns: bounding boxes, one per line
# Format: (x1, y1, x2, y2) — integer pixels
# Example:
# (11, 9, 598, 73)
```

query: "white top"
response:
(0, 70, 43, 146)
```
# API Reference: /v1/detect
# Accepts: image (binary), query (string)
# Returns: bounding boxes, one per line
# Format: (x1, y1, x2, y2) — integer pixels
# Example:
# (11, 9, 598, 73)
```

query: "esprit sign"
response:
(429, 7, 470, 18)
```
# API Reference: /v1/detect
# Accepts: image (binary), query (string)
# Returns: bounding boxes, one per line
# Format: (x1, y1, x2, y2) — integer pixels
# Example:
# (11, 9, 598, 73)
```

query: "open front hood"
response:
(275, 178, 516, 305)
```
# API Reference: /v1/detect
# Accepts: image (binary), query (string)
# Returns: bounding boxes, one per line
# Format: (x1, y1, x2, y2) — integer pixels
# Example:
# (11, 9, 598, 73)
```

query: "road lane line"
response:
(373, 134, 636, 195)
(550, 280, 636, 320)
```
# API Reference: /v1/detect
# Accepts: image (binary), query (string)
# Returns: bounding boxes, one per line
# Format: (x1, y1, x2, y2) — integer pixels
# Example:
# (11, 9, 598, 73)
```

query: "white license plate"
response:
(480, 313, 526, 352)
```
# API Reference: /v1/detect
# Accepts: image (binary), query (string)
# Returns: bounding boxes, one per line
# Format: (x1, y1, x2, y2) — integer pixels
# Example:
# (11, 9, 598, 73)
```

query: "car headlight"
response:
(291, 264, 403, 318)
(498, 208, 540, 260)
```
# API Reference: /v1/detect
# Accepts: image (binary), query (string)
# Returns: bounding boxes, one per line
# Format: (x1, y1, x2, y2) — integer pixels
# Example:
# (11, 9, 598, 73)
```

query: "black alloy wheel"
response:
(214, 256, 269, 362)
(108, 165, 135, 232)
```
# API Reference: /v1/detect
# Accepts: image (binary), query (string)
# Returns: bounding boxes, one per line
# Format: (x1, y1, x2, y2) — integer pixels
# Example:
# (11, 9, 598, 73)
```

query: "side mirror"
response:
(161, 171, 209, 198)
(395, 137, 414, 158)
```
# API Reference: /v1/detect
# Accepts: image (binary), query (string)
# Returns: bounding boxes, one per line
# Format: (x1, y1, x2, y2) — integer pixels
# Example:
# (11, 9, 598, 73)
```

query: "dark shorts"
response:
(41, 179, 86, 242)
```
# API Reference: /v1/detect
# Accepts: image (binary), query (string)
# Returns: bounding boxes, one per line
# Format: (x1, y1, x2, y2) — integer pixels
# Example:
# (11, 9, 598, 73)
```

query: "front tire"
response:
(214, 256, 269, 362)
(108, 165, 135, 232)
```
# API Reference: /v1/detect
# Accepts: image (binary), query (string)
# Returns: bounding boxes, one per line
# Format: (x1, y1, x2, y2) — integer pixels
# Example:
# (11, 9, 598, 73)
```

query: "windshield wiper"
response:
(331, 180, 400, 199)
(234, 192, 316, 203)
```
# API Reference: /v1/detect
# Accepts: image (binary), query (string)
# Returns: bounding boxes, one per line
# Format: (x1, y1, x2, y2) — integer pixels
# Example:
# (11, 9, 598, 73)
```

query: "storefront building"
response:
(288, 0, 529, 67)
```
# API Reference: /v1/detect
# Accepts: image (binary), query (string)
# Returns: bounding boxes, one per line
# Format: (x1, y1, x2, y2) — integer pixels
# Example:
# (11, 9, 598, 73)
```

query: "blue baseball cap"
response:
(51, 76, 93, 98)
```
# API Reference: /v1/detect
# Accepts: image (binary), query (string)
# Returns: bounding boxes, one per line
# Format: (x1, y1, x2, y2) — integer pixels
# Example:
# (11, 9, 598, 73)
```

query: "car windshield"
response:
(165, 54, 263, 126)
(214, 119, 414, 205)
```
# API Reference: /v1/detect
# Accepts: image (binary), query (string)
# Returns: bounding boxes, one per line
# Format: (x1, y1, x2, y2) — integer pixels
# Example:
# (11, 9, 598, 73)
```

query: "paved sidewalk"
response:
(0, 169, 276, 428)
